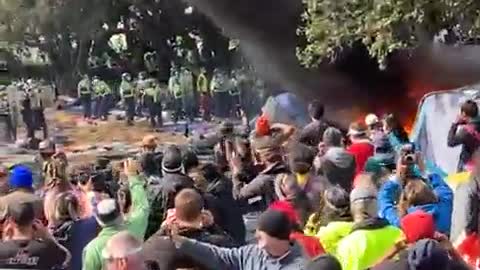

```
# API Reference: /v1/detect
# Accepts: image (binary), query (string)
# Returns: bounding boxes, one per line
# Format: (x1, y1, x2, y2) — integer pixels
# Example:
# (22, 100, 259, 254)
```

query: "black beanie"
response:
(257, 209, 292, 240)
(162, 145, 183, 173)
(307, 255, 342, 270)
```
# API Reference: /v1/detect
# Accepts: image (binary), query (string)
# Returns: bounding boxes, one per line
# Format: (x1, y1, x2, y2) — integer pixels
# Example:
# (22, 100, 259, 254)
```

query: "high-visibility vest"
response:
(120, 81, 135, 98)
(197, 73, 209, 94)
(169, 77, 182, 99)
(78, 79, 91, 95)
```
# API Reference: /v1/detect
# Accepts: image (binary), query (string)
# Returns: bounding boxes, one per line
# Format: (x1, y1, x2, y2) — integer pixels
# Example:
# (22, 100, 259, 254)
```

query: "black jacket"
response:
(142, 226, 236, 270)
(206, 178, 246, 245)
(447, 119, 480, 172)
(232, 162, 290, 213)
(298, 119, 330, 148)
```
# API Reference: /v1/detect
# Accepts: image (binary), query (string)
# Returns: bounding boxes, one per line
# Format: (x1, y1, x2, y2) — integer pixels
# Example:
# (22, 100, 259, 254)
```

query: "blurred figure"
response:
(0, 165, 9, 196)
(50, 192, 98, 270)
(120, 73, 136, 126)
(28, 81, 48, 139)
(347, 122, 374, 183)
(180, 67, 195, 122)
(77, 74, 92, 120)
(92, 76, 113, 120)
(197, 67, 212, 121)
(144, 80, 162, 128)
(447, 99, 480, 172)
(383, 114, 410, 152)
(210, 68, 230, 118)
(304, 186, 353, 255)
(365, 113, 383, 139)
(336, 186, 402, 270)
(0, 166, 44, 220)
(172, 209, 308, 269)
(314, 127, 355, 192)
(378, 172, 453, 235)
(299, 100, 330, 148)
(103, 231, 144, 270)
(135, 71, 149, 118)
(306, 255, 342, 270)
(169, 67, 183, 123)
(0, 202, 68, 269)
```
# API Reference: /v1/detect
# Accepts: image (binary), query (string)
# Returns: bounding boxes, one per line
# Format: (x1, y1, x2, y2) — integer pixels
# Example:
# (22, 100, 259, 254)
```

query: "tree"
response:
(297, 0, 480, 67)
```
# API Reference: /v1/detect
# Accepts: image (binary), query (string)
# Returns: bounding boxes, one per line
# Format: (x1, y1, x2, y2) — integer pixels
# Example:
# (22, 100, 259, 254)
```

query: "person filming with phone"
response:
(448, 99, 480, 172)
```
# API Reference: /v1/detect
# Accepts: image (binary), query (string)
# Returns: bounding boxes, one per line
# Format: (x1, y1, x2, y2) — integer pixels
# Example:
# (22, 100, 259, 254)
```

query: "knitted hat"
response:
(323, 127, 343, 147)
(95, 198, 121, 226)
(401, 211, 435, 243)
(9, 165, 33, 189)
(408, 239, 449, 270)
(307, 255, 342, 270)
(255, 114, 271, 136)
(257, 209, 292, 240)
(162, 145, 183, 173)
(269, 200, 300, 226)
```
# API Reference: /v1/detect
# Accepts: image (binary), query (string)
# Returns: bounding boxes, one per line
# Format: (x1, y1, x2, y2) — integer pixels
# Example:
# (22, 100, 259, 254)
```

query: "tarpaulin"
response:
(410, 86, 480, 175)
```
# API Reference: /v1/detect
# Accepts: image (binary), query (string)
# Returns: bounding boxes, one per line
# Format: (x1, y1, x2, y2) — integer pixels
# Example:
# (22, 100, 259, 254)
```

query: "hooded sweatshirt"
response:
(316, 147, 356, 192)
(378, 174, 453, 235)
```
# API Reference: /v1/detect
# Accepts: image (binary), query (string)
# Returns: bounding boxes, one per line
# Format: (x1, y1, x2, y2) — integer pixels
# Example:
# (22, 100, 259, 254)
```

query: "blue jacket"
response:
(378, 173, 453, 234)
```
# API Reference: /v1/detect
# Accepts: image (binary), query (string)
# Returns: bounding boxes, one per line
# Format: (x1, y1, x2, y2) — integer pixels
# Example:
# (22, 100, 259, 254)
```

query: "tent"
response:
(258, 92, 309, 127)
(410, 84, 480, 175)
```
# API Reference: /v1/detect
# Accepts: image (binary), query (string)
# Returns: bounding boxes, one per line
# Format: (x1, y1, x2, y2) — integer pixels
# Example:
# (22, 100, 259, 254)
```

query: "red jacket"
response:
(290, 232, 325, 258)
(348, 140, 374, 177)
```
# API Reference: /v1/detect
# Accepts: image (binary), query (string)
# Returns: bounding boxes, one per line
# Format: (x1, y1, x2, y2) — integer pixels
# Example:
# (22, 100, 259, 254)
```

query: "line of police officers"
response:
(77, 67, 252, 128)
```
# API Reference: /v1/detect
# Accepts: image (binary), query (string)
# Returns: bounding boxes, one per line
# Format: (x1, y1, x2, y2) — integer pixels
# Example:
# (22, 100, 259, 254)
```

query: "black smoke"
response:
(188, 0, 480, 122)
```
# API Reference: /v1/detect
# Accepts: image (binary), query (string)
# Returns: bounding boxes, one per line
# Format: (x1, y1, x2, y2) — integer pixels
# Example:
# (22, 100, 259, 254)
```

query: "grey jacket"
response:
(178, 238, 308, 270)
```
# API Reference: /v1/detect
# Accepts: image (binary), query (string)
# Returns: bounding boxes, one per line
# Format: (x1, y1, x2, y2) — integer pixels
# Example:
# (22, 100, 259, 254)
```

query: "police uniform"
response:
(210, 70, 230, 118)
(197, 71, 211, 121)
(169, 71, 183, 123)
(180, 68, 195, 121)
(93, 78, 111, 120)
(120, 76, 135, 125)
(29, 86, 48, 139)
(144, 80, 163, 128)
(77, 76, 92, 119)
(135, 73, 149, 117)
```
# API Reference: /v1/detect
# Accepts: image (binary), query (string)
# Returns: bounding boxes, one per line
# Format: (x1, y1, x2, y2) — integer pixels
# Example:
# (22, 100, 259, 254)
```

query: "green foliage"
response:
(298, 0, 480, 67)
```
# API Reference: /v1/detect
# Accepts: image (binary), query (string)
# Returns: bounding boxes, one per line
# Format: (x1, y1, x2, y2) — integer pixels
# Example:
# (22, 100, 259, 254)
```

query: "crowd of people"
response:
(0, 98, 479, 270)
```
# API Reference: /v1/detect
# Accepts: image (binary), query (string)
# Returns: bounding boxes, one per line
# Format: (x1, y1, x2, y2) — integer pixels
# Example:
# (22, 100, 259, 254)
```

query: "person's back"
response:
(0, 202, 67, 270)
(299, 100, 329, 147)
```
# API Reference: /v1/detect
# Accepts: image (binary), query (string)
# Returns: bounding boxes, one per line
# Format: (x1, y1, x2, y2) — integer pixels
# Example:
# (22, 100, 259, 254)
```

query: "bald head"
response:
(104, 231, 142, 259)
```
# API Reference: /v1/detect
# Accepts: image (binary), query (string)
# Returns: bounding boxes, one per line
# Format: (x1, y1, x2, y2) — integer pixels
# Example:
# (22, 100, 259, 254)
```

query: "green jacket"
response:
(93, 81, 111, 97)
(335, 223, 403, 270)
(82, 225, 124, 270)
(316, 221, 354, 255)
(124, 175, 150, 239)
(81, 176, 150, 270)
(78, 78, 91, 96)
(120, 81, 135, 99)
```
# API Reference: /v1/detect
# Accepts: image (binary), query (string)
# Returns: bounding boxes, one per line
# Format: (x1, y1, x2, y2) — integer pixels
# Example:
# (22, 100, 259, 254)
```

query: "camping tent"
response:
(259, 92, 309, 127)
(410, 85, 480, 174)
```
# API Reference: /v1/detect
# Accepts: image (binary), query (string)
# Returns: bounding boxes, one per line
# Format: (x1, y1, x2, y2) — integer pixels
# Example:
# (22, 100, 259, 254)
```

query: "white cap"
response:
(365, 114, 379, 126)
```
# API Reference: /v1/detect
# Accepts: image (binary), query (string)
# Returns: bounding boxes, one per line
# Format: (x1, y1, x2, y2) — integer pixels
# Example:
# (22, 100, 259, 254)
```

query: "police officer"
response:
(210, 68, 229, 118)
(197, 67, 211, 121)
(136, 71, 149, 117)
(120, 73, 135, 126)
(168, 67, 183, 123)
(77, 74, 92, 120)
(28, 80, 48, 139)
(179, 67, 195, 122)
(144, 79, 163, 128)
(92, 76, 112, 121)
